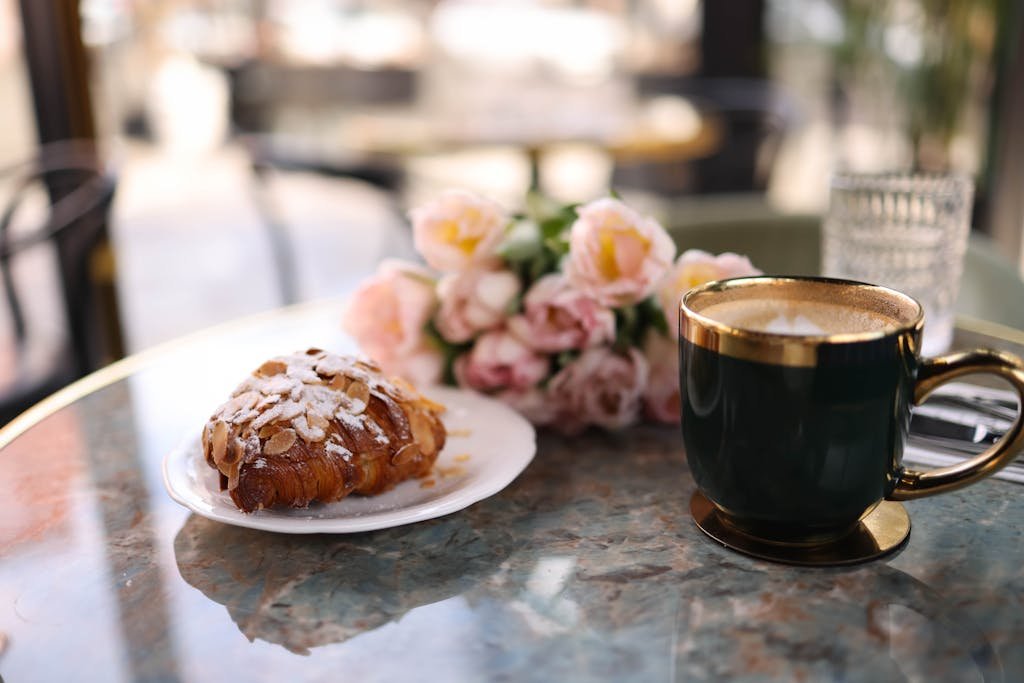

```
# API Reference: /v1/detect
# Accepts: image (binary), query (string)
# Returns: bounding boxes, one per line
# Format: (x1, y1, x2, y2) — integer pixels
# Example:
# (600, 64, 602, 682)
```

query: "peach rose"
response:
(641, 331, 680, 424)
(508, 274, 615, 352)
(547, 346, 649, 433)
(657, 249, 761, 324)
(410, 189, 509, 272)
(564, 198, 676, 307)
(435, 268, 521, 343)
(342, 259, 437, 368)
(454, 329, 549, 392)
(387, 347, 444, 387)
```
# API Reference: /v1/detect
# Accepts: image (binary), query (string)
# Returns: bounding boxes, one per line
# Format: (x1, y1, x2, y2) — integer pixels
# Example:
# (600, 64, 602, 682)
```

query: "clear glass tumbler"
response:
(822, 172, 974, 356)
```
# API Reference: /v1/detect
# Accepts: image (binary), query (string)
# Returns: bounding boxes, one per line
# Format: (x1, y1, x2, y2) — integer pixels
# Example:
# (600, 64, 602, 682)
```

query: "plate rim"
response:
(162, 385, 536, 533)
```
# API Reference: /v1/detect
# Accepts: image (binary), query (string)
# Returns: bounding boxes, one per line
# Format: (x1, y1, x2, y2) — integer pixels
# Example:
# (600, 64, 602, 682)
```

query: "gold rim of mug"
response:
(679, 276, 925, 367)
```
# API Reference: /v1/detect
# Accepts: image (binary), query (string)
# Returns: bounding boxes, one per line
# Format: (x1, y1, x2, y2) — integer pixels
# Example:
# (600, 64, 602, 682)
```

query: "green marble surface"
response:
(1, 308, 1022, 682)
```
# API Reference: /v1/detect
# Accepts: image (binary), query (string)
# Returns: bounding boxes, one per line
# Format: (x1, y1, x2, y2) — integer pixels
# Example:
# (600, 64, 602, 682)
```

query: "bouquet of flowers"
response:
(343, 189, 760, 433)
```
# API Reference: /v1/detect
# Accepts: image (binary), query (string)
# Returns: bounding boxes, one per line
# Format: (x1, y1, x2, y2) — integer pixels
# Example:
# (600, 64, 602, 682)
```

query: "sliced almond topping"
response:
(356, 359, 381, 373)
(278, 400, 305, 421)
(391, 443, 421, 466)
(264, 428, 297, 456)
(328, 373, 349, 391)
(346, 380, 369, 402)
(258, 359, 288, 376)
(211, 420, 229, 467)
(256, 393, 281, 410)
(393, 377, 416, 395)
(287, 364, 322, 385)
(226, 461, 241, 491)
(306, 409, 330, 431)
(201, 423, 212, 460)
(408, 410, 436, 455)
(221, 437, 243, 466)
(260, 375, 292, 396)
(221, 391, 259, 418)
(346, 380, 370, 414)
(251, 404, 283, 430)
(258, 422, 284, 439)
(293, 414, 326, 444)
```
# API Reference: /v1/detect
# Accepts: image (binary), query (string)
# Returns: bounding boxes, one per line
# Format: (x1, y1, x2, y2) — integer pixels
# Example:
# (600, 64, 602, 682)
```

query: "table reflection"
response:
(174, 511, 520, 655)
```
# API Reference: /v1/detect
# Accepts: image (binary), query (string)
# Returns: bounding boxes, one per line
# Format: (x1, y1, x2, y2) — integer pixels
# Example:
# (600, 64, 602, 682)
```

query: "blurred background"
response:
(0, 0, 1022, 421)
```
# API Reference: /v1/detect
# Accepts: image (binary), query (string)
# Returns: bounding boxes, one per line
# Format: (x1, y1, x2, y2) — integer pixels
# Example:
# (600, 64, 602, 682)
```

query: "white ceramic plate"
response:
(162, 386, 536, 533)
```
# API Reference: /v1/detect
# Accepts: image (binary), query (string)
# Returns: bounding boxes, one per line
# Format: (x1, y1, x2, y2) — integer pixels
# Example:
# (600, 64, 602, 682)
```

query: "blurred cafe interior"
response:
(0, 0, 1022, 422)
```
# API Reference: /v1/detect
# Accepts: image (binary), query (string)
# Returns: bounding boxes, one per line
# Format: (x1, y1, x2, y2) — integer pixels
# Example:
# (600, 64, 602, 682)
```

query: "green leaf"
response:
(610, 297, 671, 351)
(525, 190, 576, 224)
(555, 350, 579, 370)
(538, 210, 574, 240)
(497, 219, 543, 264)
(527, 250, 557, 284)
(613, 306, 639, 352)
(505, 292, 524, 316)
(542, 232, 570, 258)
(638, 295, 670, 336)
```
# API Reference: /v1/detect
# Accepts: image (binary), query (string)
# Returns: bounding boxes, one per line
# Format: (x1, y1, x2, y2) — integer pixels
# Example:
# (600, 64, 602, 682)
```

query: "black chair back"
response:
(0, 142, 122, 424)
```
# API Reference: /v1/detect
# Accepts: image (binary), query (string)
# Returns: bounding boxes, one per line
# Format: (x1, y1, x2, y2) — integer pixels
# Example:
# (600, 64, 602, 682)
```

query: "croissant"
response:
(201, 349, 446, 512)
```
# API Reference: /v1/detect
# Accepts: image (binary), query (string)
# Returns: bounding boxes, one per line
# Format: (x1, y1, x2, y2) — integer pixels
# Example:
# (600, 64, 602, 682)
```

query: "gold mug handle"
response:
(889, 349, 1024, 501)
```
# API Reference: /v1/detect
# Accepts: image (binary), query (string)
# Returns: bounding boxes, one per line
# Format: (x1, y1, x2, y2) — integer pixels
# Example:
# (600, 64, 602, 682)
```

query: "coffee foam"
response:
(698, 298, 899, 336)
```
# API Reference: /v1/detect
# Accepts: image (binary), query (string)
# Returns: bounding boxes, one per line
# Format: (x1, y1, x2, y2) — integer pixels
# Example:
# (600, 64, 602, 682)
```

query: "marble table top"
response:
(1, 302, 1023, 682)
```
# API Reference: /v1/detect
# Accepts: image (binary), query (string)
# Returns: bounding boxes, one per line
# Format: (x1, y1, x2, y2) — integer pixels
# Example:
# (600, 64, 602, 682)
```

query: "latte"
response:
(699, 298, 900, 336)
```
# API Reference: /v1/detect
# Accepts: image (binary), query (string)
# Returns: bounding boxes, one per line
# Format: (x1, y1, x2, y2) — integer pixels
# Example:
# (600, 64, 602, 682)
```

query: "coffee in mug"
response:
(679, 276, 1024, 551)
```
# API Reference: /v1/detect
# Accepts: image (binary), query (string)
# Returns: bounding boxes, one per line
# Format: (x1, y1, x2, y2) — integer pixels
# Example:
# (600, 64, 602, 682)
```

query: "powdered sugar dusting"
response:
(326, 440, 353, 462)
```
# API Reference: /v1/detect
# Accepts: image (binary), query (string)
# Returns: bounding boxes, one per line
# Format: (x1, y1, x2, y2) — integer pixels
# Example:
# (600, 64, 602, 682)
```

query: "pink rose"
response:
(342, 259, 437, 367)
(410, 189, 509, 272)
(454, 330, 549, 392)
(548, 347, 649, 433)
(641, 331, 680, 424)
(508, 274, 615, 352)
(564, 198, 676, 307)
(657, 249, 762, 324)
(435, 268, 521, 343)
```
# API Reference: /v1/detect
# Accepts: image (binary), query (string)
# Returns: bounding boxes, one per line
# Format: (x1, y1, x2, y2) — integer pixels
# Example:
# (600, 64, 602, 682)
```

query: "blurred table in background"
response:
(234, 89, 721, 193)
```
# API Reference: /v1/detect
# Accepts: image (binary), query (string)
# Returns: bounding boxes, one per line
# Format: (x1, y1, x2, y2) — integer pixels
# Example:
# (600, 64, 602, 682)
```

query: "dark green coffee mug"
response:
(680, 276, 1024, 545)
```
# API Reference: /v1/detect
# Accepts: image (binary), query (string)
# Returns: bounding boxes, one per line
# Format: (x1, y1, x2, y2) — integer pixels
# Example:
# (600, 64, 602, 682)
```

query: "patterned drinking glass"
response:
(822, 172, 974, 355)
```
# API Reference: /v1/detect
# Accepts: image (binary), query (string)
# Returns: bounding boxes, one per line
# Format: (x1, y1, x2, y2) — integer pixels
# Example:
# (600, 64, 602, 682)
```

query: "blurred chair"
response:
(224, 60, 411, 195)
(0, 143, 123, 424)
(665, 195, 1024, 330)
(222, 61, 411, 304)
(246, 136, 406, 305)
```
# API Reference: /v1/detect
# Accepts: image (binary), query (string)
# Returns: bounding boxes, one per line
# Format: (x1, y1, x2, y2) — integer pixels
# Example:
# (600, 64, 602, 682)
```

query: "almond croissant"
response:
(201, 349, 446, 512)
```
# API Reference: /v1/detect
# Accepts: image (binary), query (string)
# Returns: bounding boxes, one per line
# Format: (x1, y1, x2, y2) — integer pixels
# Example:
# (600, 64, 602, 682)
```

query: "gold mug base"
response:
(689, 490, 911, 566)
